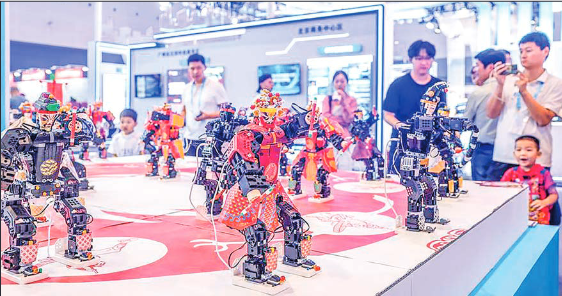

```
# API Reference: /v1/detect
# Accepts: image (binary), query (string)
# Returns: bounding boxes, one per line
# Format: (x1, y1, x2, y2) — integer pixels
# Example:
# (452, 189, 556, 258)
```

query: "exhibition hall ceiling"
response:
(9, 2, 441, 48)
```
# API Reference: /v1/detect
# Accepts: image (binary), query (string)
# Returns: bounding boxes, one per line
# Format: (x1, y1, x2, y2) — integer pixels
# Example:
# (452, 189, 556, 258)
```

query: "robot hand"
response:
(340, 137, 353, 153)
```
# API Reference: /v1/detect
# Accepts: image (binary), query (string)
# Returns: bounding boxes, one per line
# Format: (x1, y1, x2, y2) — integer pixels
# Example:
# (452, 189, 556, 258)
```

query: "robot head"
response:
(250, 90, 283, 130)
(34, 92, 60, 131)
(154, 103, 172, 115)
(93, 101, 103, 110)
(219, 102, 236, 121)
(421, 81, 449, 115)
(304, 102, 320, 126)
(353, 109, 364, 120)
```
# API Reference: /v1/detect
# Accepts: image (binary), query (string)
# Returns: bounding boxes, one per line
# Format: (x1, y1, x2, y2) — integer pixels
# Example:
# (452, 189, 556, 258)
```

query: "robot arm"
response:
(1, 128, 32, 191)
(279, 108, 311, 140)
(224, 130, 269, 196)
(436, 117, 480, 167)
(141, 130, 157, 153)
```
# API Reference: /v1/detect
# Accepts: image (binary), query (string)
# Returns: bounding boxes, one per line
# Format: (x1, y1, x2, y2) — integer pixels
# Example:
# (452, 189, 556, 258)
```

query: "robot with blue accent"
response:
(395, 82, 479, 232)
(193, 102, 249, 217)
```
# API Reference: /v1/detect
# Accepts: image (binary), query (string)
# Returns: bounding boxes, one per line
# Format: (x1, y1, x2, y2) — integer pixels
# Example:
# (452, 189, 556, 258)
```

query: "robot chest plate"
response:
(32, 134, 65, 182)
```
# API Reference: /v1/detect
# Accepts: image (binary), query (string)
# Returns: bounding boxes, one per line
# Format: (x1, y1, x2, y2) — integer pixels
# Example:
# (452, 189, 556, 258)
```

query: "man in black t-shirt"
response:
(383, 40, 446, 173)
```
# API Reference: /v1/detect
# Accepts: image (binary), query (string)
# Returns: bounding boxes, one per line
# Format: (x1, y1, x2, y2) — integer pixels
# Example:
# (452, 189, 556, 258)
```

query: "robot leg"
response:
(437, 170, 449, 198)
(1, 193, 41, 276)
(80, 142, 90, 160)
(276, 198, 318, 270)
(98, 143, 107, 159)
(146, 152, 160, 176)
(242, 220, 284, 286)
(313, 166, 330, 199)
(421, 174, 443, 224)
(55, 180, 94, 261)
(403, 178, 427, 232)
(162, 155, 177, 179)
(288, 158, 305, 195)
(375, 151, 385, 180)
(363, 158, 376, 181)
(72, 160, 92, 191)
(204, 179, 222, 216)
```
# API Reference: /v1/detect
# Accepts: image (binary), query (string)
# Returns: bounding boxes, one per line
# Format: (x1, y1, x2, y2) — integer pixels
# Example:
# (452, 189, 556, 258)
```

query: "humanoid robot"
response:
(142, 104, 185, 179)
(218, 90, 319, 287)
(348, 107, 385, 181)
(1, 93, 97, 281)
(81, 102, 114, 160)
(395, 82, 479, 232)
(431, 106, 478, 198)
(193, 103, 249, 216)
(287, 101, 349, 201)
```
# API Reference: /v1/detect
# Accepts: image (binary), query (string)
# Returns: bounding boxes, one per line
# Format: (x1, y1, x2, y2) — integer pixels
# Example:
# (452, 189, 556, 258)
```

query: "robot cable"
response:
(210, 161, 231, 270)
(188, 142, 213, 223)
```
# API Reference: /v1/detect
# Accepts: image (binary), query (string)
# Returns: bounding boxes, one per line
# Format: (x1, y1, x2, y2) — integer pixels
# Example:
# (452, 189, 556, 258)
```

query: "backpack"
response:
(512, 167, 561, 225)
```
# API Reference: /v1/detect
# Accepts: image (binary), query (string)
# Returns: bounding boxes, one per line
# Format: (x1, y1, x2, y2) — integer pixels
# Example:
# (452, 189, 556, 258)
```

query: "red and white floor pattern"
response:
(3, 156, 509, 295)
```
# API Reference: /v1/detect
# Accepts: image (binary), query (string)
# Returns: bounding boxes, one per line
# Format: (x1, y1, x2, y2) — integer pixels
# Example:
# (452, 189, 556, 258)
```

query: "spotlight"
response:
(434, 28, 441, 34)
(426, 22, 435, 30)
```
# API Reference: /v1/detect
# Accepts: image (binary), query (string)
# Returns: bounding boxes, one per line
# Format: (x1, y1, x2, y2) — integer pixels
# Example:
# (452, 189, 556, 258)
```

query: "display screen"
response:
(257, 64, 300, 95)
(135, 74, 162, 98)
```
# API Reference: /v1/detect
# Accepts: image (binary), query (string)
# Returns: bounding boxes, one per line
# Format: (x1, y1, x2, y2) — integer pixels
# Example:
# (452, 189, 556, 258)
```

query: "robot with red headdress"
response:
(1, 93, 98, 283)
(287, 100, 350, 202)
(141, 104, 185, 179)
(218, 90, 319, 287)
(80, 101, 115, 160)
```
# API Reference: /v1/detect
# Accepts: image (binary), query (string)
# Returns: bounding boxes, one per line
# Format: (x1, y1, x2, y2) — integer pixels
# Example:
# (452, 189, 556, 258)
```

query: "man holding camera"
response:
(464, 49, 505, 180)
(486, 32, 562, 180)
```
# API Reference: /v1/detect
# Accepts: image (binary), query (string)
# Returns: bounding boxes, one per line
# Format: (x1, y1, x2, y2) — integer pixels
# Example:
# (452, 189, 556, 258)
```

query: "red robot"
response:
(287, 101, 350, 202)
(218, 90, 319, 287)
(81, 102, 115, 160)
(141, 104, 185, 179)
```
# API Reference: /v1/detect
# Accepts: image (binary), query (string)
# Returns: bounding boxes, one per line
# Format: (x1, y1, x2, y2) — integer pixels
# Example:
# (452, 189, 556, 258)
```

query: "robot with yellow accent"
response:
(141, 104, 185, 179)
(1, 93, 98, 282)
(287, 100, 350, 202)
(430, 105, 475, 198)
(395, 82, 479, 232)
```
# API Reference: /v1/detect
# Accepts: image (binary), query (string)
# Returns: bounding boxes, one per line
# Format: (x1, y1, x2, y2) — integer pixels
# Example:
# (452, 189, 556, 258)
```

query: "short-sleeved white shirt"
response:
(107, 130, 144, 157)
(182, 78, 228, 140)
(493, 70, 562, 167)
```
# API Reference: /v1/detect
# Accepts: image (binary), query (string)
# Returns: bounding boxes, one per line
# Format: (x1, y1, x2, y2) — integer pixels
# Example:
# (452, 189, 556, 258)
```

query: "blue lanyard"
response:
(516, 81, 544, 110)
(190, 78, 206, 111)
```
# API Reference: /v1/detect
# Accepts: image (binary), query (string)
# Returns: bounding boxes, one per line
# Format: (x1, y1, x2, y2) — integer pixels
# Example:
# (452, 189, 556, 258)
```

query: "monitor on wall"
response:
(135, 74, 162, 98)
(257, 63, 301, 95)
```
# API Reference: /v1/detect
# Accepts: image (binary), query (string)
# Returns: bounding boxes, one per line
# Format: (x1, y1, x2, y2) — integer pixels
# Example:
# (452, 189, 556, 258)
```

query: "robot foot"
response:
(438, 218, 450, 225)
(406, 212, 426, 232)
(278, 258, 321, 277)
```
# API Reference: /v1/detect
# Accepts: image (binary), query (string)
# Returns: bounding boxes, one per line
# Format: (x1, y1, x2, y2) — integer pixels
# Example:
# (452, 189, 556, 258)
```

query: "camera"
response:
(501, 64, 518, 75)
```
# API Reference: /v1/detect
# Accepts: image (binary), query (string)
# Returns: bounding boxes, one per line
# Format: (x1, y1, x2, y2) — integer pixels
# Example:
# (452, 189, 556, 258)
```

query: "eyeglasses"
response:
(413, 56, 433, 61)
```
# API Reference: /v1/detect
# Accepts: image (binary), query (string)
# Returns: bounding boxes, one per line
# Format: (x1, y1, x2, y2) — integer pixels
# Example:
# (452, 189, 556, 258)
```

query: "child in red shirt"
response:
(501, 135, 558, 225)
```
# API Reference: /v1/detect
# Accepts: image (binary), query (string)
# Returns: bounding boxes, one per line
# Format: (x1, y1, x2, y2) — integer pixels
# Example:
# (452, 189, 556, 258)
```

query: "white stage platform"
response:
(1, 158, 528, 295)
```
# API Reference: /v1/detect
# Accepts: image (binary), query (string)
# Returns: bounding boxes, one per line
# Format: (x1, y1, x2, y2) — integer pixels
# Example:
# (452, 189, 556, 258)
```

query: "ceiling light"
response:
(426, 22, 435, 30)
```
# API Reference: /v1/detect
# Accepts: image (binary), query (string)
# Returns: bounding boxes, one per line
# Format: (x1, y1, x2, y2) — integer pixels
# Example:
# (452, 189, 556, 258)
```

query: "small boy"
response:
(107, 109, 144, 157)
(501, 135, 558, 225)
